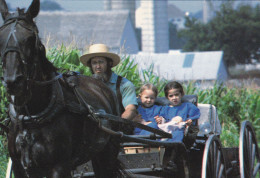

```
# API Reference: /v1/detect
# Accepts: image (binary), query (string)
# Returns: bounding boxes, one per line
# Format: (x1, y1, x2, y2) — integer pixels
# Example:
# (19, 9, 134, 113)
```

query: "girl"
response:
(158, 81, 201, 142)
(134, 83, 162, 135)
(159, 81, 200, 173)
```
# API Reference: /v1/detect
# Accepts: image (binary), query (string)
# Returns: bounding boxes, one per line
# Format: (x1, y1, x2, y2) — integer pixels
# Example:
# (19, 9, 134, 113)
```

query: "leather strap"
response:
(116, 75, 125, 114)
(95, 112, 172, 138)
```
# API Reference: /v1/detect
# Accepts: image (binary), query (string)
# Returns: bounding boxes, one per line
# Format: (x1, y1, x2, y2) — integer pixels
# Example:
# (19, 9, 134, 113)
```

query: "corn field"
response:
(0, 46, 259, 175)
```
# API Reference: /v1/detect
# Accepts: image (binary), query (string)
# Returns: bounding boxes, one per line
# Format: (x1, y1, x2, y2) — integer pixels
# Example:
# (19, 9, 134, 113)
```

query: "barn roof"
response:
(35, 10, 131, 49)
(131, 51, 228, 81)
(168, 4, 185, 19)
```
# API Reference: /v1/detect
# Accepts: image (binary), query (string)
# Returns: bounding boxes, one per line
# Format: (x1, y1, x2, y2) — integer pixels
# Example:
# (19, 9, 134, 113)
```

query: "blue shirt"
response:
(137, 105, 163, 123)
(160, 102, 200, 123)
(134, 105, 162, 135)
(159, 102, 200, 142)
(106, 72, 137, 108)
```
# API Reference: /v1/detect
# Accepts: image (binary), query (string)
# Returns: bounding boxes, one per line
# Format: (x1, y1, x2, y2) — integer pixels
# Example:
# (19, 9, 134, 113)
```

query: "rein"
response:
(71, 82, 172, 139)
(33, 73, 63, 86)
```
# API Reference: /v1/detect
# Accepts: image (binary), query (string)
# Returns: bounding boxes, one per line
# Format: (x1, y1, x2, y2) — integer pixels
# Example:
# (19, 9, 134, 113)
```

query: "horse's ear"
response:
(0, 0, 10, 20)
(26, 0, 40, 19)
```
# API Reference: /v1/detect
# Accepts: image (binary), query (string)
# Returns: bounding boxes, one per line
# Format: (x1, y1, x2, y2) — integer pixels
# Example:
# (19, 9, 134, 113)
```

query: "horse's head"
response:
(0, 0, 43, 96)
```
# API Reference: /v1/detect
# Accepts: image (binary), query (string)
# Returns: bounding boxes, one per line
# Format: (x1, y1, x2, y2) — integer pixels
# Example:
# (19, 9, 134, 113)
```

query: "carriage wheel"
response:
(201, 135, 227, 178)
(239, 121, 260, 178)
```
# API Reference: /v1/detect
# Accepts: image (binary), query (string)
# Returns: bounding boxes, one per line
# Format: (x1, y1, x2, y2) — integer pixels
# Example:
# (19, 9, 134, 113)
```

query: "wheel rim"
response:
(202, 135, 226, 178)
(239, 121, 260, 178)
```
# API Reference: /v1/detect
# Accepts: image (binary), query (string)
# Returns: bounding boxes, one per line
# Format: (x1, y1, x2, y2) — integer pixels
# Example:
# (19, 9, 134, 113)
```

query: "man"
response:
(80, 43, 138, 122)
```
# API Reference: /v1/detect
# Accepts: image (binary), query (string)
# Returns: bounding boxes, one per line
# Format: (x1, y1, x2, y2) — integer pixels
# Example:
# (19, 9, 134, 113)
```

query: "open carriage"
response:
(71, 95, 260, 178)
(5, 98, 260, 178)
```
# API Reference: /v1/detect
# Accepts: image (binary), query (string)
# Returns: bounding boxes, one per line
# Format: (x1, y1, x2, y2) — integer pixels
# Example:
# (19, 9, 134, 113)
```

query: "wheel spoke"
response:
(218, 164, 224, 178)
(253, 163, 260, 178)
(213, 142, 217, 176)
(216, 150, 221, 177)
(243, 136, 249, 177)
(248, 131, 252, 167)
(251, 144, 256, 174)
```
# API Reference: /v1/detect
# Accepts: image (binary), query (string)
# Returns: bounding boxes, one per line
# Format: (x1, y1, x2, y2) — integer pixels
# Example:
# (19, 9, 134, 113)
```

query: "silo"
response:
(104, 0, 112, 11)
(203, 0, 214, 23)
(141, 0, 169, 53)
(110, 0, 136, 28)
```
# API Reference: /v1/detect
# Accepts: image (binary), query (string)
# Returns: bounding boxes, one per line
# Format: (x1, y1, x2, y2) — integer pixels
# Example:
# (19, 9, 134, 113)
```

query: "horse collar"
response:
(9, 74, 65, 125)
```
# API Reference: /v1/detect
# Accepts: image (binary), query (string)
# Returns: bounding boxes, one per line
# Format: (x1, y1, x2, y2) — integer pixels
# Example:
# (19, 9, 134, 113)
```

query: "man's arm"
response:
(121, 104, 137, 121)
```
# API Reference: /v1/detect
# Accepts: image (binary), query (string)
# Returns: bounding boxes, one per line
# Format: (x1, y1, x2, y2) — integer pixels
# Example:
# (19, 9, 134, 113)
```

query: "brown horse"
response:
(0, 0, 130, 177)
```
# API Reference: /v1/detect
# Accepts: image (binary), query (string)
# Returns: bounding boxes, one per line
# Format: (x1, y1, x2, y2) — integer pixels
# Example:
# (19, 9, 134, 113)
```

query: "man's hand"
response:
(132, 114, 143, 123)
(121, 104, 137, 121)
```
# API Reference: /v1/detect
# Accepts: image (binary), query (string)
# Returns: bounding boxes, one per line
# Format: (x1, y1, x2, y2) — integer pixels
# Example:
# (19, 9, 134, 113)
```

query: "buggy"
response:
(71, 95, 260, 178)
(6, 95, 260, 178)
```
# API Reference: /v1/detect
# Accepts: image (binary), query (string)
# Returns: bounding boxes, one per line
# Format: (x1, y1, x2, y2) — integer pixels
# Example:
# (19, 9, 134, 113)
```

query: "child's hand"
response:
(154, 116, 164, 124)
(143, 121, 152, 125)
(171, 116, 183, 123)
(185, 119, 192, 126)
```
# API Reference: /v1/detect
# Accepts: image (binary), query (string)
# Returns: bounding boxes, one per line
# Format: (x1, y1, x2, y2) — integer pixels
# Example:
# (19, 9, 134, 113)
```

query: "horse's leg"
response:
(11, 160, 27, 178)
(92, 138, 130, 178)
(48, 164, 72, 178)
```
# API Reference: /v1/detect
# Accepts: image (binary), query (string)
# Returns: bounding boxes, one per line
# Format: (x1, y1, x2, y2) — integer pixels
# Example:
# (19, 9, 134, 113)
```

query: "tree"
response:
(169, 22, 186, 49)
(178, 3, 260, 66)
(40, 0, 63, 11)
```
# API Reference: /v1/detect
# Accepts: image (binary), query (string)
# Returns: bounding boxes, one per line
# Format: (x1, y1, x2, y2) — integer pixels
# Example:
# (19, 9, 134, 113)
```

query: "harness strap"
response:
(69, 80, 171, 138)
(33, 74, 63, 86)
(95, 112, 172, 138)
(9, 73, 65, 125)
(99, 127, 184, 148)
(116, 75, 125, 114)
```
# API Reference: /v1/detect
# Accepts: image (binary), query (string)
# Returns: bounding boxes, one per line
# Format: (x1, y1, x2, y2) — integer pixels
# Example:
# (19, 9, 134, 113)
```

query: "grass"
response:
(0, 135, 8, 176)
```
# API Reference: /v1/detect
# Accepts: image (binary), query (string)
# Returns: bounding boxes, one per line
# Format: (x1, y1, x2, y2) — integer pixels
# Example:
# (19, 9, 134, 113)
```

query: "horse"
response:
(0, 0, 131, 177)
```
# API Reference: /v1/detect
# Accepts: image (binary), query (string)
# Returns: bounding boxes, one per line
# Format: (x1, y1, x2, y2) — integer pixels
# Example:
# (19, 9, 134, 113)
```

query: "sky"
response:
(4, 0, 260, 14)
(6, 0, 204, 13)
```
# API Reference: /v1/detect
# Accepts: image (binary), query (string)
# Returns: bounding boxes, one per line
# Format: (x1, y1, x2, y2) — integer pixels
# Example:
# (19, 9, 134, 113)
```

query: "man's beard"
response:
(92, 73, 110, 83)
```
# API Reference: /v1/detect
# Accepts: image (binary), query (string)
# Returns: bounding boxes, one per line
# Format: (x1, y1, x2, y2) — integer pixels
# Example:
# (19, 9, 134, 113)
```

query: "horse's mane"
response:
(38, 41, 58, 73)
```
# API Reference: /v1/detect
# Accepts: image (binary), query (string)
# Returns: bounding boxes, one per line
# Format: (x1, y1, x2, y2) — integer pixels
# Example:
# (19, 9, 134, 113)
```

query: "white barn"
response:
(131, 51, 228, 82)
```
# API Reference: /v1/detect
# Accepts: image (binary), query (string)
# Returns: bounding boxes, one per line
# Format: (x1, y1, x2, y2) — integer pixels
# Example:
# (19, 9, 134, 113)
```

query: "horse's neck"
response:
(15, 73, 54, 115)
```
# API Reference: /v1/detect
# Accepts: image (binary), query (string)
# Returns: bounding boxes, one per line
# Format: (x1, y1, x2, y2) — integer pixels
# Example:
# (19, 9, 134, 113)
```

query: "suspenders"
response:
(116, 75, 125, 114)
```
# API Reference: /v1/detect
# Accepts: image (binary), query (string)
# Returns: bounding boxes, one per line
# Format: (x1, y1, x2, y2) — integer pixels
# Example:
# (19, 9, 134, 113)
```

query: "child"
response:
(159, 81, 200, 173)
(134, 83, 162, 135)
(158, 81, 201, 142)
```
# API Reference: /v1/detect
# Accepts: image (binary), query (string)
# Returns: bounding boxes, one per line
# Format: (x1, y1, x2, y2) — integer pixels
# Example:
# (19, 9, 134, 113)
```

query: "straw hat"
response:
(80, 44, 120, 67)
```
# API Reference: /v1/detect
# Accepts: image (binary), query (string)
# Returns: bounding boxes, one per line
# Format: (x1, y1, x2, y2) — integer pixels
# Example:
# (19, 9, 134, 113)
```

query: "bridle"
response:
(0, 14, 41, 108)
(0, 14, 41, 80)
(0, 15, 62, 86)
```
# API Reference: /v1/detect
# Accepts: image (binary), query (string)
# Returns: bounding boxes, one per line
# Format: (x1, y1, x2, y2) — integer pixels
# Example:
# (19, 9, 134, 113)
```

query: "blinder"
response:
(0, 13, 40, 83)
